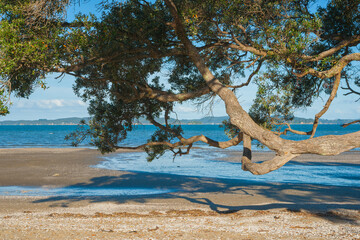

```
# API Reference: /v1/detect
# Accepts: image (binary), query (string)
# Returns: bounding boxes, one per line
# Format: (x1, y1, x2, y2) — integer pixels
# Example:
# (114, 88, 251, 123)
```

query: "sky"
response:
(2, 0, 359, 121)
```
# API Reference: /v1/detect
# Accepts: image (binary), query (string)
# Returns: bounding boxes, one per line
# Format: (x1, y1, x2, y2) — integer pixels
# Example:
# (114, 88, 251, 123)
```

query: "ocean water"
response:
(0, 124, 359, 150)
(0, 124, 359, 196)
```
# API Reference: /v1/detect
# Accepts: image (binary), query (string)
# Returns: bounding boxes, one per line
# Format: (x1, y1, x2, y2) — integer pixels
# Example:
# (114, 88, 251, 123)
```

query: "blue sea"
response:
(0, 124, 359, 150)
(0, 124, 359, 196)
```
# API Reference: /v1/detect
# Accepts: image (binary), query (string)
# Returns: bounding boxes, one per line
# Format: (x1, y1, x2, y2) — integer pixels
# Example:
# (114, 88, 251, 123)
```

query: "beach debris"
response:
(290, 226, 314, 229)
(48, 213, 86, 218)
(147, 226, 159, 231)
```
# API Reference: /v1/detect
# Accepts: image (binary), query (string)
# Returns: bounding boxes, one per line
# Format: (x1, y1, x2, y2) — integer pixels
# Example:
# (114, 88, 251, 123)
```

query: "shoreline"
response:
(0, 148, 359, 239)
(0, 147, 359, 187)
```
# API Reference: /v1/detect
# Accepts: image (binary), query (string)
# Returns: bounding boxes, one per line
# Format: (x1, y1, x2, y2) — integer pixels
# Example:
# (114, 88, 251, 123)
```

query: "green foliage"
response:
(0, 0, 69, 105)
(1, 0, 359, 158)
(168, 57, 208, 94)
(249, 72, 294, 129)
(144, 125, 183, 161)
(319, 0, 360, 44)
(220, 119, 239, 139)
(0, 88, 10, 116)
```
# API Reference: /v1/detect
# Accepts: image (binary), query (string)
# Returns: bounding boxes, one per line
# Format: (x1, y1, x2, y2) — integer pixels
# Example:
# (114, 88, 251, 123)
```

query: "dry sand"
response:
(0, 148, 359, 239)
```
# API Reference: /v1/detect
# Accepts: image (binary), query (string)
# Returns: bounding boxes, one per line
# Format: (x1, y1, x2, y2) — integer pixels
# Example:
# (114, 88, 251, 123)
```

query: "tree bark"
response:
(165, 0, 360, 175)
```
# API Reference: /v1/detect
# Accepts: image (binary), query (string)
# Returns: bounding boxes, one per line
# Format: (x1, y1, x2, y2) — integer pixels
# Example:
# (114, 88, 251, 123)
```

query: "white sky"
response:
(2, 0, 359, 121)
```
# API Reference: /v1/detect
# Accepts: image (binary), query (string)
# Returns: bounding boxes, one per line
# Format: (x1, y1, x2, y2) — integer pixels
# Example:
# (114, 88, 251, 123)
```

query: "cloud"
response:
(15, 99, 87, 109)
(356, 106, 360, 114)
(175, 105, 196, 113)
(75, 100, 87, 106)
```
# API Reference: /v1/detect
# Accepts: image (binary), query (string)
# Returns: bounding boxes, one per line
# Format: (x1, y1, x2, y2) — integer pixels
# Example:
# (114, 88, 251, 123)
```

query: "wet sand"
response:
(0, 148, 359, 239)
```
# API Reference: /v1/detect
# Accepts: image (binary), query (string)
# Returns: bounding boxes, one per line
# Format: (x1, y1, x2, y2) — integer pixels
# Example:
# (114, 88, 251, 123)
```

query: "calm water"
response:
(0, 124, 359, 196)
(97, 149, 360, 188)
(0, 124, 359, 151)
(0, 186, 175, 197)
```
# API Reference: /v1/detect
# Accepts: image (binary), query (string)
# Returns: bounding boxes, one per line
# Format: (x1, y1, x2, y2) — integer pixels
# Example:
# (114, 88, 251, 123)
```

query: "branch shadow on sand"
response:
(32, 171, 360, 225)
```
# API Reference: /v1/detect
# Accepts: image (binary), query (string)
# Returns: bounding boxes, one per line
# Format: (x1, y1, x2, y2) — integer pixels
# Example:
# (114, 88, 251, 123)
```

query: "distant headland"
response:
(0, 116, 358, 126)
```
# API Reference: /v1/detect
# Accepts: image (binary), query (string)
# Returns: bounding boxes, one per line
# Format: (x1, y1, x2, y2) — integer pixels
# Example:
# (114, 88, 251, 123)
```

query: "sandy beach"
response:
(0, 148, 359, 239)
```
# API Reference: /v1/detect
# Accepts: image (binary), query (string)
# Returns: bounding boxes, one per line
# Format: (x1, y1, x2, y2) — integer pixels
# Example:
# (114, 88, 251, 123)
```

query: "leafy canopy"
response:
(1, 0, 360, 168)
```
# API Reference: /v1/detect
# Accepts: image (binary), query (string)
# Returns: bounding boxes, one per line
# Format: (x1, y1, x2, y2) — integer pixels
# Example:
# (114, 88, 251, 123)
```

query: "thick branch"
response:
(302, 35, 360, 62)
(242, 153, 300, 175)
(295, 53, 360, 79)
(61, 73, 211, 103)
(227, 43, 267, 57)
(165, 0, 360, 172)
(285, 130, 360, 155)
(142, 86, 211, 102)
(164, 0, 286, 152)
(241, 134, 300, 175)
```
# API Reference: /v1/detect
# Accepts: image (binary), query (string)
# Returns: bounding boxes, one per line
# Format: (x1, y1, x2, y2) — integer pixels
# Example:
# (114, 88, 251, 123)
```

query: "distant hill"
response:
(0, 117, 90, 125)
(134, 116, 357, 125)
(0, 116, 358, 125)
(291, 117, 358, 125)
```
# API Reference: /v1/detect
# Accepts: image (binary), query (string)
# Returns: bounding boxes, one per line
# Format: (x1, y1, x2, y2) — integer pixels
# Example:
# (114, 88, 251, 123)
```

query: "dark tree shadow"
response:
(32, 171, 360, 224)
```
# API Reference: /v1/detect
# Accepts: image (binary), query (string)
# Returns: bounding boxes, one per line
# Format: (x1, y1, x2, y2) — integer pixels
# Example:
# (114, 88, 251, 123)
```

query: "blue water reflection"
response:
(0, 186, 175, 197)
(97, 149, 360, 187)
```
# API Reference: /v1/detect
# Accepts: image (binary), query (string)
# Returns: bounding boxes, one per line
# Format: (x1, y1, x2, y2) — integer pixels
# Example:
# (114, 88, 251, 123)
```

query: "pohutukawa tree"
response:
(1, 0, 360, 174)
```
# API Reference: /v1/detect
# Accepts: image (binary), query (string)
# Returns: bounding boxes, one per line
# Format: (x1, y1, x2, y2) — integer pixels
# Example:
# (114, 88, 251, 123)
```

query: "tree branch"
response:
(241, 134, 300, 175)
(302, 35, 360, 62)
(342, 74, 360, 99)
(226, 60, 263, 89)
(309, 73, 341, 137)
(145, 112, 244, 148)
(230, 32, 267, 57)
(342, 120, 360, 128)
(164, 0, 360, 175)
(227, 43, 267, 57)
(115, 133, 243, 150)
(276, 122, 312, 136)
(279, 73, 341, 137)
(294, 53, 360, 79)
(142, 86, 211, 102)
(164, 0, 287, 152)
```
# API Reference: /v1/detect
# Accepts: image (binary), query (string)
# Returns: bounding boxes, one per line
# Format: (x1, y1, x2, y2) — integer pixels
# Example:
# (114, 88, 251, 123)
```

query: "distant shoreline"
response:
(1, 122, 359, 126)
(0, 123, 358, 126)
(0, 116, 358, 126)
